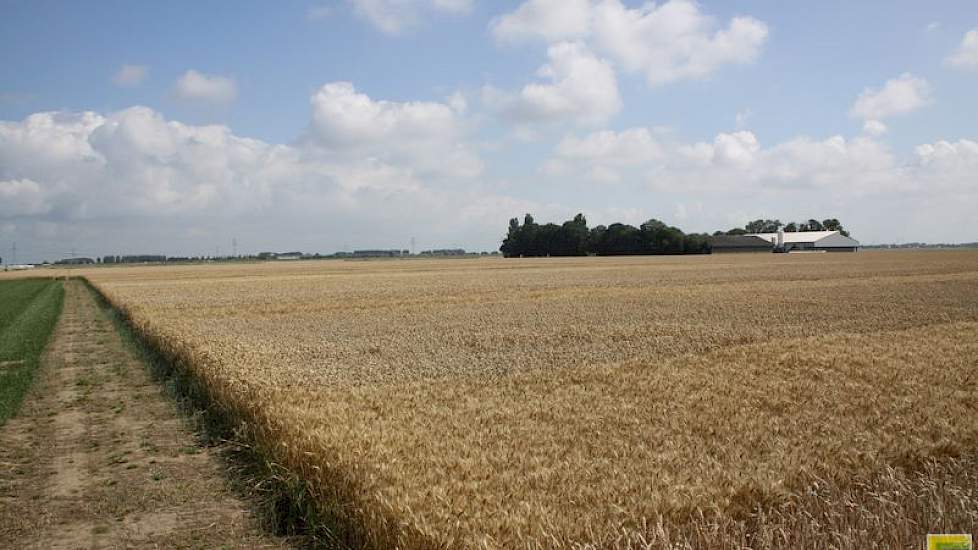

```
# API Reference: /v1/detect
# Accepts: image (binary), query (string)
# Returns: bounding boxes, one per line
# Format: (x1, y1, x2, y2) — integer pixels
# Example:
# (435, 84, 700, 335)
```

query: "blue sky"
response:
(1, 0, 977, 262)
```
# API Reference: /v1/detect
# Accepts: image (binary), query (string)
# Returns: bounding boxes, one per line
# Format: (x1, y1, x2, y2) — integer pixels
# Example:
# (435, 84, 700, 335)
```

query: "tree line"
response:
(500, 214, 852, 257)
(717, 218, 850, 237)
(500, 214, 711, 257)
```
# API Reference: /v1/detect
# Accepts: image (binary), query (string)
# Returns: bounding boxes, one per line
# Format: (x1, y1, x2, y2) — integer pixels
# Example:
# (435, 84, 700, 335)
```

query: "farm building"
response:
(54, 257, 95, 265)
(709, 235, 774, 253)
(277, 252, 304, 260)
(353, 249, 407, 258)
(747, 230, 860, 252)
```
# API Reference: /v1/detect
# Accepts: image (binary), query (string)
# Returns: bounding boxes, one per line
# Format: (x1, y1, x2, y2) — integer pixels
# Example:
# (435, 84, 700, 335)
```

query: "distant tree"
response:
(591, 223, 641, 255)
(731, 217, 850, 236)
(821, 218, 850, 237)
(558, 213, 589, 256)
(744, 219, 764, 233)
(640, 219, 687, 254)
(684, 233, 712, 254)
(724, 228, 748, 235)
(501, 214, 709, 256)
(513, 214, 538, 256)
(801, 219, 824, 231)
(500, 217, 521, 257)
(587, 225, 606, 254)
(745, 219, 783, 233)
(532, 223, 562, 256)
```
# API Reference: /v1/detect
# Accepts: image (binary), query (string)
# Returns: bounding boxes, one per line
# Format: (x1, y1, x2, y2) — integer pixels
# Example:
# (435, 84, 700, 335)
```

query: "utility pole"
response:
(232, 237, 237, 258)
(11, 242, 15, 266)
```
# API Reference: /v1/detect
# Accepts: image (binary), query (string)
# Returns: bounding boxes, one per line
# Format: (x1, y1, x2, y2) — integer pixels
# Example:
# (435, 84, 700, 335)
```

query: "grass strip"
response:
(0, 279, 65, 425)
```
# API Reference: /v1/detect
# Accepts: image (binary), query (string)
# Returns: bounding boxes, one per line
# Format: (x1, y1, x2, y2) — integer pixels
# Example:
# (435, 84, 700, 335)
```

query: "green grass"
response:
(0, 278, 64, 424)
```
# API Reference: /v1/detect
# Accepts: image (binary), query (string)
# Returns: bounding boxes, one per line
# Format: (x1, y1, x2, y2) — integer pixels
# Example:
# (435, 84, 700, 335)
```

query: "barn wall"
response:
(815, 233, 861, 249)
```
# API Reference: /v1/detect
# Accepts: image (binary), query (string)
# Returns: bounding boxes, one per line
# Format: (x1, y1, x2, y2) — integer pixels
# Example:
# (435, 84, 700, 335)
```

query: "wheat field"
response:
(32, 251, 978, 547)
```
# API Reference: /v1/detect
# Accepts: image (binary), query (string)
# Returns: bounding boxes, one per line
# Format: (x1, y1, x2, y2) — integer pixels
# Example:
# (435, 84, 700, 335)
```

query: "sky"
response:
(1, 0, 977, 262)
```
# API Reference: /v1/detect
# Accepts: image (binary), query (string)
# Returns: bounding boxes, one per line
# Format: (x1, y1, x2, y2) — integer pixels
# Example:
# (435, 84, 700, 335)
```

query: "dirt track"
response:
(0, 280, 290, 549)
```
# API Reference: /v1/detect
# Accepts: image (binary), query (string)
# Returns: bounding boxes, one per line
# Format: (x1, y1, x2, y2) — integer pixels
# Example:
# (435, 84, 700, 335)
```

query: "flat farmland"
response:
(64, 251, 978, 547)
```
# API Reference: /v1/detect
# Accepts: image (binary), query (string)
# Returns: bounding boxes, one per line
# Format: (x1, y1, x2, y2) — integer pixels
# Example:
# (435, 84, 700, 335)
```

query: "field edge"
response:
(78, 276, 415, 549)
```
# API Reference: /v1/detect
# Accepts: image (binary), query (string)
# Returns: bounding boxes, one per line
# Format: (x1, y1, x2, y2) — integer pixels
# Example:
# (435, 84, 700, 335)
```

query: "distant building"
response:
(353, 249, 404, 258)
(122, 255, 166, 263)
(102, 255, 166, 264)
(54, 257, 95, 265)
(708, 235, 773, 253)
(747, 230, 859, 252)
(419, 248, 466, 256)
(277, 252, 303, 260)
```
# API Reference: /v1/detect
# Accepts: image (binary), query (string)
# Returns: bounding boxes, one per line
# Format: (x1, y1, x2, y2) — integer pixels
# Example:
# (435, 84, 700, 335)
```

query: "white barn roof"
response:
(746, 230, 860, 248)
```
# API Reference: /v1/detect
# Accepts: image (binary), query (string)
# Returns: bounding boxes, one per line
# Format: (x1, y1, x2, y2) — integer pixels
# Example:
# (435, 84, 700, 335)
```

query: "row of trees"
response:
(500, 214, 711, 257)
(718, 218, 850, 237)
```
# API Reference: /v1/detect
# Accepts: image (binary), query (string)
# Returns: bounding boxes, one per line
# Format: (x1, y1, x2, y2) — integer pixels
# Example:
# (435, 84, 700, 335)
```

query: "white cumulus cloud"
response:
(849, 73, 932, 120)
(174, 70, 237, 103)
(862, 119, 888, 137)
(547, 127, 665, 182)
(945, 28, 978, 69)
(556, 127, 664, 164)
(490, 0, 768, 87)
(305, 81, 481, 178)
(913, 139, 978, 186)
(0, 179, 49, 216)
(0, 83, 531, 258)
(591, 0, 768, 86)
(544, 126, 978, 201)
(349, 0, 473, 34)
(534, 126, 978, 243)
(490, 0, 591, 44)
(483, 41, 620, 126)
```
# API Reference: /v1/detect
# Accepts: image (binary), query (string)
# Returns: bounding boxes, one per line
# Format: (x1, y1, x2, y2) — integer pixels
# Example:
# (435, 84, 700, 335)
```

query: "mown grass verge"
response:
(0, 278, 65, 425)
(79, 277, 340, 548)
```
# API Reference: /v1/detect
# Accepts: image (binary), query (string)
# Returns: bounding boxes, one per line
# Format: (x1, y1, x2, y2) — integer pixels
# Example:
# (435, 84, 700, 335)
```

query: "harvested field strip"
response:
(0, 278, 64, 425)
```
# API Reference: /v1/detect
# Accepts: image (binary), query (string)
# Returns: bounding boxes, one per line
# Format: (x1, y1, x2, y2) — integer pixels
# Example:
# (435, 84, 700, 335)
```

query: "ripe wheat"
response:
(64, 251, 978, 547)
